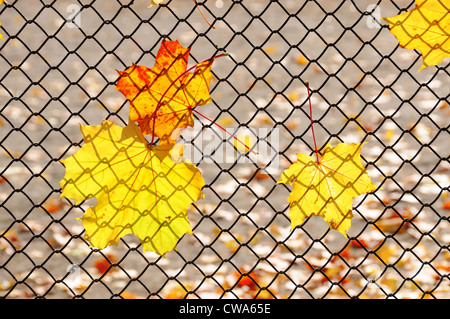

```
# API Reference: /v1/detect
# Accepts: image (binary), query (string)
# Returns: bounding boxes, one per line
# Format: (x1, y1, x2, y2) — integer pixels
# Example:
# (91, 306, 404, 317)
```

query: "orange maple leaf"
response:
(116, 39, 215, 144)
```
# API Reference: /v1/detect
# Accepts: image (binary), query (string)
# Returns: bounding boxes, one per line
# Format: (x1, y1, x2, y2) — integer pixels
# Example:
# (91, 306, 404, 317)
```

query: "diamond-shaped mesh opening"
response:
(0, 0, 449, 299)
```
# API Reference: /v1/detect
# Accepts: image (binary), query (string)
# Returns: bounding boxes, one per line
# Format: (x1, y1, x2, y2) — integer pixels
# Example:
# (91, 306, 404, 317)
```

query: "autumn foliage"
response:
(382, 0, 450, 71)
(116, 40, 215, 144)
(278, 143, 376, 236)
(56, 0, 449, 257)
(59, 120, 205, 256)
(58, 37, 379, 255)
(60, 40, 214, 255)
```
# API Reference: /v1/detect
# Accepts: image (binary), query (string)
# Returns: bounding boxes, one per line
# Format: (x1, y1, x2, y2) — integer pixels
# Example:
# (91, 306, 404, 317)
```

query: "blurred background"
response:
(0, 0, 449, 298)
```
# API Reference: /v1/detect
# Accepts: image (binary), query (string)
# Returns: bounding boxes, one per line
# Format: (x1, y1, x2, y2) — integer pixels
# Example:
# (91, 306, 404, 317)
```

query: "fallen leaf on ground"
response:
(120, 291, 139, 299)
(296, 55, 309, 65)
(44, 198, 64, 214)
(94, 254, 118, 275)
(234, 268, 260, 292)
(443, 201, 450, 209)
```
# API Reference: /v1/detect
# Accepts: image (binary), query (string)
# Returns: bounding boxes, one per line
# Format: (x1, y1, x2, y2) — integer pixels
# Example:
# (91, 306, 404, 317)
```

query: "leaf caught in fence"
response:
(0, 0, 4, 40)
(278, 142, 377, 236)
(149, 0, 164, 7)
(59, 120, 205, 256)
(116, 39, 215, 144)
(382, 0, 450, 71)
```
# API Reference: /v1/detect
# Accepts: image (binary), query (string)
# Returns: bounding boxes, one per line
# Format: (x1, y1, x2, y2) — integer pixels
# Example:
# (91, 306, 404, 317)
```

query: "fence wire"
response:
(0, 0, 449, 299)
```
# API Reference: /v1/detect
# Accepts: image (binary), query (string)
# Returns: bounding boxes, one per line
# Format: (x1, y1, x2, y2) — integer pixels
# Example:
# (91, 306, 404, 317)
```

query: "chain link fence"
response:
(0, 0, 449, 299)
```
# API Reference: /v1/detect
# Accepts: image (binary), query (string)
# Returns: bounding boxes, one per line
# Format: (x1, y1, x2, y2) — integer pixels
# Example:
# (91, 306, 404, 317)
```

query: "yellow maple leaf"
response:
(59, 120, 205, 256)
(149, 0, 164, 7)
(382, 0, 450, 71)
(0, 0, 3, 40)
(278, 143, 377, 236)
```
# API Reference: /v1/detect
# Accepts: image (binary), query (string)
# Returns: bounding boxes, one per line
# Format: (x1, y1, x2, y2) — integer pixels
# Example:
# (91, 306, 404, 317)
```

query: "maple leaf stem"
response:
(306, 81, 320, 163)
(192, 109, 258, 156)
(193, 0, 215, 29)
(149, 52, 228, 146)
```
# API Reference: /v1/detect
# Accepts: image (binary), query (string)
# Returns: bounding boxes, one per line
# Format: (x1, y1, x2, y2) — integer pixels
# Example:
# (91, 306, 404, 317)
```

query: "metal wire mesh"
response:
(0, 0, 449, 299)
